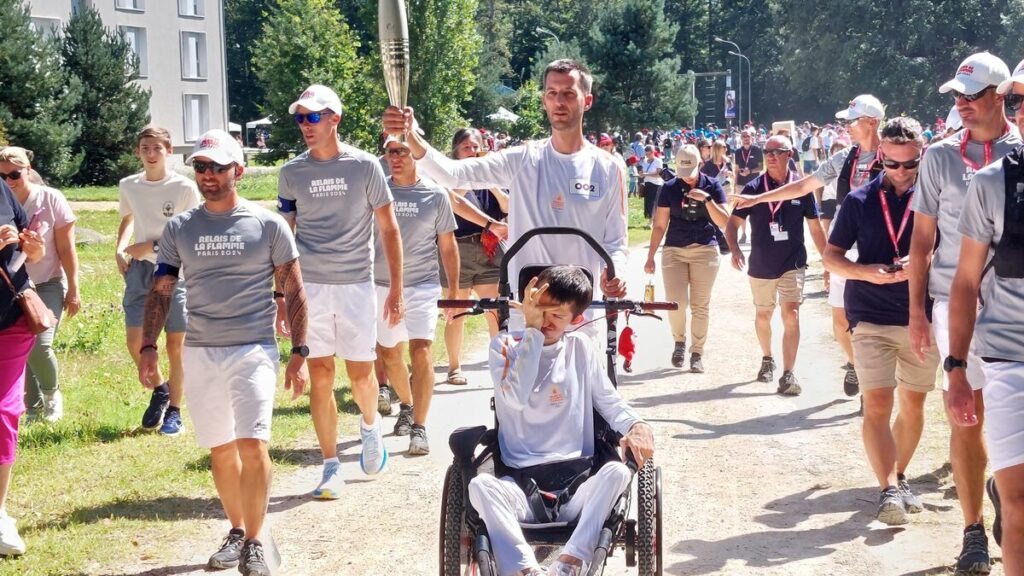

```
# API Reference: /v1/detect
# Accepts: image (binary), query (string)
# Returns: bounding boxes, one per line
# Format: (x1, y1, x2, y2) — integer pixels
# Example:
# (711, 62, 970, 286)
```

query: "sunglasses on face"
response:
(294, 111, 332, 125)
(950, 86, 994, 103)
(763, 149, 791, 157)
(0, 170, 22, 181)
(192, 161, 235, 174)
(1006, 93, 1024, 112)
(882, 157, 922, 170)
(385, 147, 411, 158)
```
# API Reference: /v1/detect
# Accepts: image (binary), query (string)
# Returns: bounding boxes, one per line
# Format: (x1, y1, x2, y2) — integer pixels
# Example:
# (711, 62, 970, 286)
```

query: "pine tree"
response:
(61, 6, 150, 185)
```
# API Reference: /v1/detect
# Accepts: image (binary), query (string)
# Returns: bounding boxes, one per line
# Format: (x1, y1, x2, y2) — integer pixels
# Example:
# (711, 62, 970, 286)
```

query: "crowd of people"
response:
(0, 49, 1023, 576)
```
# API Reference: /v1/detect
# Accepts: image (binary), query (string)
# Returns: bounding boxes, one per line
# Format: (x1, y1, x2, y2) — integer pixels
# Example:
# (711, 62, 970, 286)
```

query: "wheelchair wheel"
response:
(637, 461, 662, 576)
(439, 464, 468, 576)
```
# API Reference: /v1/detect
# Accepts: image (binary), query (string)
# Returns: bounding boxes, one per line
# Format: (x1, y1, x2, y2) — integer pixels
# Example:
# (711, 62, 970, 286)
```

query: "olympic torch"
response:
(379, 0, 410, 141)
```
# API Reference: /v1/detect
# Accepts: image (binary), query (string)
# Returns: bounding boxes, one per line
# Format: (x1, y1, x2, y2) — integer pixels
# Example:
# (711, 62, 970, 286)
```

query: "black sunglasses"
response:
(294, 111, 332, 125)
(385, 147, 411, 158)
(0, 170, 22, 181)
(763, 149, 792, 157)
(193, 161, 235, 174)
(882, 157, 922, 170)
(950, 86, 994, 103)
(1006, 93, 1024, 112)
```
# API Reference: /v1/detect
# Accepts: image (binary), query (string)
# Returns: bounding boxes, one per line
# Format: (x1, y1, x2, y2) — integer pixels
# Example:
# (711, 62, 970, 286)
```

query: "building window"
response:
(178, 0, 204, 17)
(183, 94, 210, 142)
(180, 32, 208, 80)
(115, 0, 144, 12)
(30, 17, 62, 39)
(119, 26, 148, 77)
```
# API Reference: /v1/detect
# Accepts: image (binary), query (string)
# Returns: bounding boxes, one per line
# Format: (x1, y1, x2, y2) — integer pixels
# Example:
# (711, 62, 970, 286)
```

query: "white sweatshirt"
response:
(418, 140, 629, 295)
(488, 328, 643, 469)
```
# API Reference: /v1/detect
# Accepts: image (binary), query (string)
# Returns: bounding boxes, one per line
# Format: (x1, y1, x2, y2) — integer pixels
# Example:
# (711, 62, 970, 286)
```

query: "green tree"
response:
(0, 0, 81, 184)
(253, 0, 385, 156)
(61, 6, 150, 185)
(226, 0, 275, 126)
(464, 0, 515, 125)
(508, 79, 546, 140)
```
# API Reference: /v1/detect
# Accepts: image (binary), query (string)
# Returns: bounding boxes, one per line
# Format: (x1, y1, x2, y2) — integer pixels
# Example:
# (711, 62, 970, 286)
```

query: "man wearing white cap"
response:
(277, 85, 404, 498)
(734, 94, 887, 399)
(139, 129, 307, 575)
(908, 51, 1021, 575)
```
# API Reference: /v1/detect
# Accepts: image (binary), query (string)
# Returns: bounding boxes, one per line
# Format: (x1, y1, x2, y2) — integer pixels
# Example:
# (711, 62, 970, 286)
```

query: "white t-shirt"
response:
(641, 157, 664, 186)
(118, 172, 201, 263)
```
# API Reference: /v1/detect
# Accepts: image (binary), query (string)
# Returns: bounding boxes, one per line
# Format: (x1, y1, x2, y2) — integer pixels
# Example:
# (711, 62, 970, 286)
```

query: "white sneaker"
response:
(547, 560, 584, 576)
(42, 390, 63, 423)
(359, 415, 388, 475)
(312, 460, 343, 500)
(0, 512, 26, 556)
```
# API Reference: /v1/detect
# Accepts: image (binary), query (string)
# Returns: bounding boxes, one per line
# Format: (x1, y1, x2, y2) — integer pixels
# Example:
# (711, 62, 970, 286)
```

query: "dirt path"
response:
(101, 241, 1000, 576)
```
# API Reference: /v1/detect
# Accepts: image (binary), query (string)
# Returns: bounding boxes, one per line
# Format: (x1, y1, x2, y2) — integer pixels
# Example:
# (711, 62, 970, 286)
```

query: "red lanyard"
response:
(879, 185, 914, 261)
(741, 147, 751, 166)
(959, 122, 1012, 170)
(764, 171, 795, 220)
(849, 146, 882, 187)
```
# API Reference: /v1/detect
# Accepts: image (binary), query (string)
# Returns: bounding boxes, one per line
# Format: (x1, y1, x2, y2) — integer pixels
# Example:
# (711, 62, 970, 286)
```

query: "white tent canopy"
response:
(487, 107, 520, 123)
(246, 117, 273, 128)
(228, 122, 241, 132)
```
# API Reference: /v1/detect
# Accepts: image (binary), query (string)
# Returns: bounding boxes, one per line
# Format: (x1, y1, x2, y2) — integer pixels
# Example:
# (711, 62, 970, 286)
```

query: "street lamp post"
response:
(729, 51, 752, 125)
(714, 37, 742, 125)
(535, 26, 560, 46)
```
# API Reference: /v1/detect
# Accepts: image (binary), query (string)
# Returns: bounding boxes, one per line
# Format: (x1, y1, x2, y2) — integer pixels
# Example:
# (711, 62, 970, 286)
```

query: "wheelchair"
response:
(437, 227, 676, 576)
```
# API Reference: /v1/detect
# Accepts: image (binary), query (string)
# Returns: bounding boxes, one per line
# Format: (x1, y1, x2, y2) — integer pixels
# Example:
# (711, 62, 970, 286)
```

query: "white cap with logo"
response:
(997, 58, 1024, 95)
(675, 145, 702, 179)
(186, 129, 245, 167)
(939, 52, 1010, 96)
(835, 95, 885, 120)
(288, 84, 343, 115)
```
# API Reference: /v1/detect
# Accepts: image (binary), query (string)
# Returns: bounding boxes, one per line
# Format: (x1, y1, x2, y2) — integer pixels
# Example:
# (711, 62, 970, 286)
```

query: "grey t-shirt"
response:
(158, 201, 299, 347)
(374, 178, 458, 287)
(957, 159, 1024, 362)
(814, 146, 879, 201)
(913, 128, 1022, 301)
(278, 143, 393, 285)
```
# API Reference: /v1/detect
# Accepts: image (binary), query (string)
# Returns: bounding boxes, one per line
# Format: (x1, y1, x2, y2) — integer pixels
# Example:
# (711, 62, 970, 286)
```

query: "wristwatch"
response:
(291, 345, 309, 358)
(943, 355, 968, 372)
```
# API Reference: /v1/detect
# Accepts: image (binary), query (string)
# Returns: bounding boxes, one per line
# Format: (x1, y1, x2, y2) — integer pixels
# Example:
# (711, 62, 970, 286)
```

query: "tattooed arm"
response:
(138, 274, 177, 389)
(275, 258, 308, 399)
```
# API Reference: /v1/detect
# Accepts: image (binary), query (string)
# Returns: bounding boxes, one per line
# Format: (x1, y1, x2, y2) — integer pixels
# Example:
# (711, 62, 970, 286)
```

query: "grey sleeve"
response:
(435, 190, 458, 234)
(812, 148, 848, 185)
(913, 145, 942, 217)
(277, 166, 296, 204)
(365, 161, 394, 210)
(957, 168, 998, 244)
(267, 213, 300, 266)
(157, 218, 182, 269)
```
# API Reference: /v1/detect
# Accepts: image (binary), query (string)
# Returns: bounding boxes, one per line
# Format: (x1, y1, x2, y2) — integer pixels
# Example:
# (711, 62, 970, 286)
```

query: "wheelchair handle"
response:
(437, 299, 480, 308)
(498, 227, 616, 291)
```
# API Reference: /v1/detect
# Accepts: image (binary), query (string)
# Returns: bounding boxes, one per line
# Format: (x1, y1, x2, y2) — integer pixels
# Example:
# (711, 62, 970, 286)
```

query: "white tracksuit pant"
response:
(467, 461, 632, 576)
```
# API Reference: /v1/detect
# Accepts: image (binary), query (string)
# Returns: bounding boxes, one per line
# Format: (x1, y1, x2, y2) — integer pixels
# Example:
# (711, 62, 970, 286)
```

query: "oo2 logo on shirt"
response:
(569, 179, 603, 200)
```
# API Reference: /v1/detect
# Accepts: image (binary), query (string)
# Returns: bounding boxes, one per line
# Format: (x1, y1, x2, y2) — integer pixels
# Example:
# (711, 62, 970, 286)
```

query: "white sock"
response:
(323, 457, 340, 466)
(360, 413, 378, 431)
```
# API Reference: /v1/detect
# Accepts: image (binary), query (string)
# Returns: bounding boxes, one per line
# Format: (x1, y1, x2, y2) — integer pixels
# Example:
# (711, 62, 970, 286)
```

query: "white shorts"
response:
(980, 361, 1024, 472)
(306, 281, 377, 361)
(932, 300, 986, 391)
(828, 273, 847, 308)
(375, 283, 442, 348)
(183, 344, 278, 449)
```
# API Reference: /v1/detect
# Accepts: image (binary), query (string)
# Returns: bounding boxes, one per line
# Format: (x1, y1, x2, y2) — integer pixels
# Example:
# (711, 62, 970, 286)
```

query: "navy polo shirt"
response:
(0, 181, 30, 330)
(657, 173, 727, 247)
(733, 172, 819, 279)
(828, 174, 914, 328)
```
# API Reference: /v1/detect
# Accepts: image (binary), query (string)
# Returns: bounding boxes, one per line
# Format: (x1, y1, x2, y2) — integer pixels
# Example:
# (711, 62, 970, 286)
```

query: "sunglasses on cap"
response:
(950, 86, 994, 103)
(192, 161, 235, 174)
(0, 170, 22, 181)
(882, 157, 921, 170)
(763, 148, 791, 157)
(294, 111, 333, 125)
(1006, 93, 1024, 113)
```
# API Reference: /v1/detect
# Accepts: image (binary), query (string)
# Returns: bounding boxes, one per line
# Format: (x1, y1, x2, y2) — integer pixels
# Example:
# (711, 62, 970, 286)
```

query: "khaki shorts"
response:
(441, 234, 503, 289)
(749, 269, 805, 310)
(851, 322, 939, 393)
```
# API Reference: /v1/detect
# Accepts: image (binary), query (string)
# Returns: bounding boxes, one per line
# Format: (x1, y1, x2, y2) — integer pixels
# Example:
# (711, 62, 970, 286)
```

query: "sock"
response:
(412, 423, 425, 431)
(897, 472, 906, 483)
(229, 527, 245, 536)
(157, 382, 170, 394)
(360, 414, 378, 431)
(166, 405, 180, 413)
(399, 403, 413, 411)
(323, 456, 340, 466)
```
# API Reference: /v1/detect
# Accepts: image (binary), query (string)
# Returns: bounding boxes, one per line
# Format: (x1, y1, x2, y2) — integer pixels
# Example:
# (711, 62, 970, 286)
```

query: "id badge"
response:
(770, 221, 789, 242)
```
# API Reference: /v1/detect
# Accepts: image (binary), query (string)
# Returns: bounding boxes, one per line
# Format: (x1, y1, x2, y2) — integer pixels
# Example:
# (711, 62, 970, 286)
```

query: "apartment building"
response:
(28, 0, 229, 157)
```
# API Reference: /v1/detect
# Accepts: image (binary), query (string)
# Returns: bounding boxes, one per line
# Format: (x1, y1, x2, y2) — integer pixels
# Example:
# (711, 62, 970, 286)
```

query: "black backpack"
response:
(801, 136, 812, 152)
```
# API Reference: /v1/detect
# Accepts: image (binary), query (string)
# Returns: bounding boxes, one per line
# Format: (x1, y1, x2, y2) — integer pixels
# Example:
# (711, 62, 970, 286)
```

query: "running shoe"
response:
(393, 404, 414, 436)
(207, 528, 245, 569)
(159, 407, 184, 436)
(876, 486, 909, 526)
(377, 386, 394, 416)
(843, 362, 859, 397)
(41, 389, 63, 423)
(360, 415, 388, 475)
(987, 477, 1002, 546)
(547, 560, 585, 576)
(777, 371, 801, 396)
(141, 384, 170, 431)
(408, 424, 430, 456)
(690, 353, 704, 373)
(956, 523, 991, 575)
(671, 341, 686, 368)
(897, 475, 922, 513)
(0, 511, 26, 556)
(757, 356, 776, 383)
(312, 460, 343, 500)
(239, 539, 271, 576)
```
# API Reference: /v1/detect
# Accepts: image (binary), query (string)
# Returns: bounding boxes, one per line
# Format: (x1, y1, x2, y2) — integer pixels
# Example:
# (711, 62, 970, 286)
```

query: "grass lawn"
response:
(3, 209, 487, 575)
(627, 195, 652, 247)
(62, 173, 280, 203)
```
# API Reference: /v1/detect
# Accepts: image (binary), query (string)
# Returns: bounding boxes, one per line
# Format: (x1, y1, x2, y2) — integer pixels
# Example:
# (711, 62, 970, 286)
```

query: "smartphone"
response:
(26, 208, 44, 232)
(883, 263, 904, 273)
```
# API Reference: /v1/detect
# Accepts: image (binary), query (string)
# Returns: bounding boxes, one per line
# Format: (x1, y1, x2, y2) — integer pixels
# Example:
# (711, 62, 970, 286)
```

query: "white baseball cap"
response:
(675, 145, 701, 179)
(835, 94, 885, 120)
(186, 129, 245, 167)
(288, 84, 343, 115)
(997, 58, 1024, 95)
(939, 52, 1010, 96)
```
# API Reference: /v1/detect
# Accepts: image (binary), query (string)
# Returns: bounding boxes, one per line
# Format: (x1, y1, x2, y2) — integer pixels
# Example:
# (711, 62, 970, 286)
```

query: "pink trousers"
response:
(0, 318, 34, 464)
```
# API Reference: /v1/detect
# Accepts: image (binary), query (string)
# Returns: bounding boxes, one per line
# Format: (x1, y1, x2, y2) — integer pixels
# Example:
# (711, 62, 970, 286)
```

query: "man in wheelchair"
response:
(470, 266, 655, 576)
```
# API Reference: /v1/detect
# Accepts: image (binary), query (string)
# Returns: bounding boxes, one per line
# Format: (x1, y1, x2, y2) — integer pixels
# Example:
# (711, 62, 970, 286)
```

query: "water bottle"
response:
(644, 275, 655, 303)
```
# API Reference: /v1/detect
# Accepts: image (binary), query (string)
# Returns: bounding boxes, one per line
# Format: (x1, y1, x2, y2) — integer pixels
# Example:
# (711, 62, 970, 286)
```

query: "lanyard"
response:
(959, 122, 1012, 170)
(878, 183, 914, 260)
(741, 147, 751, 166)
(764, 171, 795, 221)
(849, 146, 882, 188)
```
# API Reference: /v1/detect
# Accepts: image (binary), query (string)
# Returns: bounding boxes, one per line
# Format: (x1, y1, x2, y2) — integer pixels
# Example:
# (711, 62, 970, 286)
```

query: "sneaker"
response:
(671, 341, 686, 368)
(141, 384, 170, 431)
(843, 363, 859, 397)
(690, 353, 704, 373)
(876, 486, 909, 526)
(393, 404, 414, 436)
(897, 475, 922, 513)
(360, 415, 388, 475)
(41, 390, 63, 422)
(312, 460, 343, 500)
(547, 560, 585, 576)
(0, 511, 26, 556)
(159, 407, 184, 436)
(777, 371, 801, 396)
(757, 356, 776, 383)
(377, 386, 394, 416)
(207, 528, 245, 569)
(987, 477, 1002, 546)
(408, 424, 430, 456)
(956, 523, 991, 575)
(239, 539, 271, 576)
